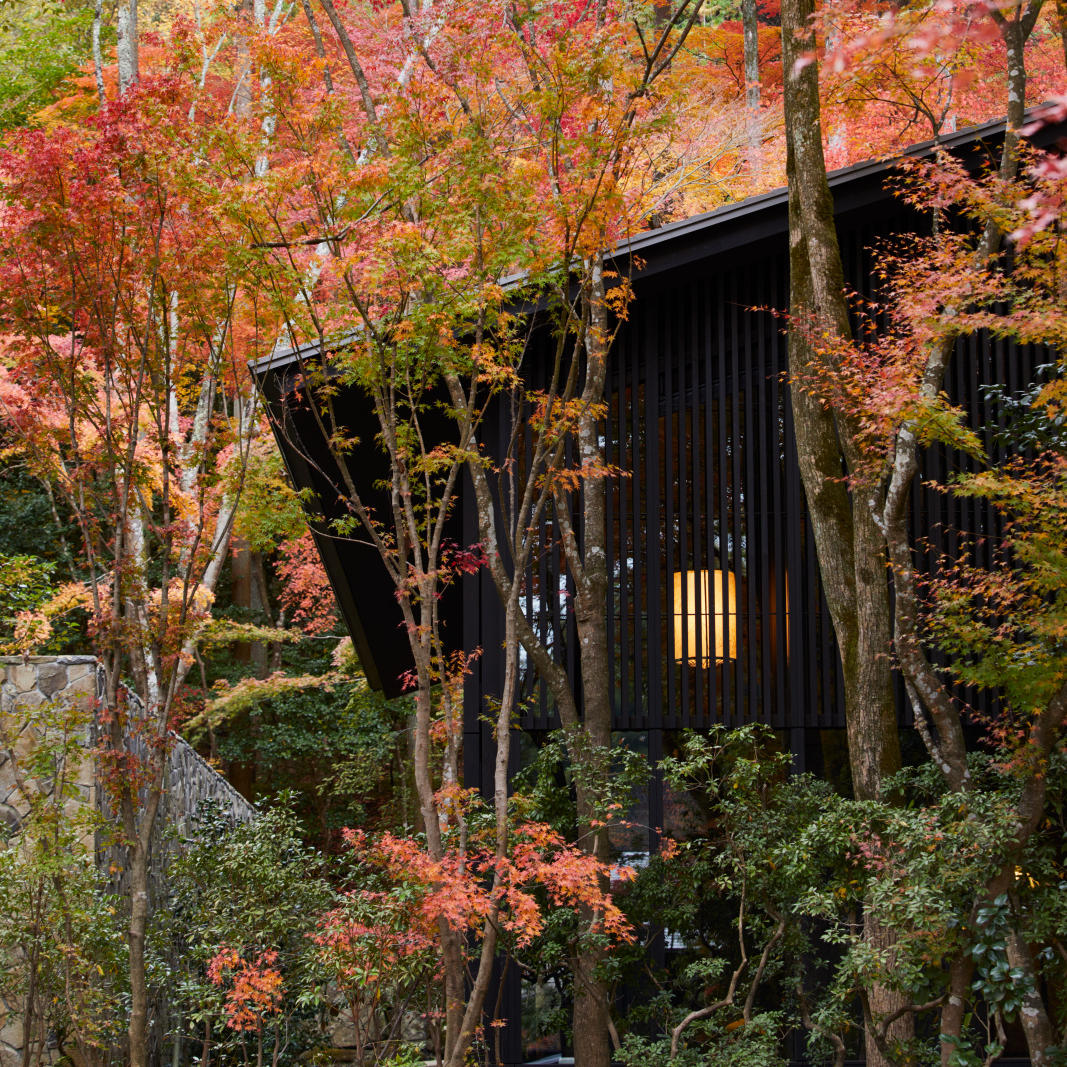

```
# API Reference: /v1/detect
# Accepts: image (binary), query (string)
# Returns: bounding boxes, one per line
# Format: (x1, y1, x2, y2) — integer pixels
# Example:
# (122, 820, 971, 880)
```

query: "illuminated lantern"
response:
(672, 568, 737, 664)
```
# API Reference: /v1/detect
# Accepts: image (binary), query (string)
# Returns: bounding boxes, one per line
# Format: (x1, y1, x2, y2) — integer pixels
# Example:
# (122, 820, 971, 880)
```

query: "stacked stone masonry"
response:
(0, 656, 256, 1067)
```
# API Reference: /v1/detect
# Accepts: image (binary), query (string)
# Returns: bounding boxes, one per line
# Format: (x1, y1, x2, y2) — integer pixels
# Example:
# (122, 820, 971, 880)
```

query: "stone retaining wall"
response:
(0, 656, 99, 843)
(0, 656, 257, 1067)
(95, 680, 257, 901)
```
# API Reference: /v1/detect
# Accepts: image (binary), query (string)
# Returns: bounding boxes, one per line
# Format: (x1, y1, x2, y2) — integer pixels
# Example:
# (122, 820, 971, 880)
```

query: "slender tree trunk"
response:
(440, 924, 465, 1064)
(117, 1, 138, 95)
(780, 3, 905, 1062)
(741, 0, 761, 171)
(399, 557, 469, 1065)
(229, 536, 256, 796)
(92, 0, 105, 103)
(127, 836, 151, 1067)
(407, 636, 468, 1062)
(20, 890, 41, 1067)
(1005, 930, 1056, 1065)
(567, 262, 615, 1067)
(232, 539, 269, 676)
(442, 590, 520, 1067)
(466, 267, 618, 1065)
(940, 954, 975, 1067)
(110, 659, 168, 1067)
(847, 508, 900, 802)
(1000, 18, 1027, 181)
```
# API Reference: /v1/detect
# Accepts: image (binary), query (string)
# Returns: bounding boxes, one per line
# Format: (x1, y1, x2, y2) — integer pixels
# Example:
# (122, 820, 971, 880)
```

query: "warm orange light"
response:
(672, 569, 737, 664)
(783, 581, 790, 659)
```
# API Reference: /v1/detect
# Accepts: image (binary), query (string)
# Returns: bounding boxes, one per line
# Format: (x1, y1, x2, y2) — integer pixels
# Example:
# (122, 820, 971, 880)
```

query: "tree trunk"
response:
(847, 508, 900, 802)
(20, 893, 40, 1067)
(780, 3, 905, 1062)
(1005, 930, 1056, 1065)
(127, 837, 150, 1067)
(442, 592, 521, 1067)
(439, 926, 466, 1064)
(1000, 17, 1027, 181)
(451, 265, 619, 1064)
(232, 539, 269, 677)
(567, 262, 615, 1067)
(939, 953, 975, 1067)
(456, 363, 615, 1062)
(572, 948, 612, 1067)
(407, 634, 468, 1061)
(117, 1, 138, 96)
(563, 266, 614, 1067)
(864, 911, 913, 1058)
(742, 0, 761, 170)
(780, 0, 900, 804)
(92, 0, 105, 103)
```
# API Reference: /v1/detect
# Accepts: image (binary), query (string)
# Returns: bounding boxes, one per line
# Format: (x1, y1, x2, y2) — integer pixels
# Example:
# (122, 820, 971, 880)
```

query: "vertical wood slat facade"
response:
(463, 210, 1043, 760)
(471, 237, 845, 739)
(249, 116, 1060, 1067)
(251, 118, 1059, 759)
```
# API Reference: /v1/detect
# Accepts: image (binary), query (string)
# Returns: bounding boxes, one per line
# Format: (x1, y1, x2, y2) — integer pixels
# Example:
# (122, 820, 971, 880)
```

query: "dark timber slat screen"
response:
(249, 119, 1063, 777)
(247, 119, 1063, 1067)
(460, 226, 1044, 741)
(475, 248, 823, 734)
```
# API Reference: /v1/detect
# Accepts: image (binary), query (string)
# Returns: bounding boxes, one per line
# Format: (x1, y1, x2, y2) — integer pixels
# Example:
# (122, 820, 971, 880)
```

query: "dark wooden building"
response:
(253, 115, 1056, 1065)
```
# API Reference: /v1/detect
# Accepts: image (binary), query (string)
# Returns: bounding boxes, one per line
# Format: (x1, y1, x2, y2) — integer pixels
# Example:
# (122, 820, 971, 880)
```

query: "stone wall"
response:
(0, 657, 101, 1067)
(0, 654, 257, 862)
(95, 681, 257, 899)
(0, 656, 99, 842)
(0, 656, 257, 1067)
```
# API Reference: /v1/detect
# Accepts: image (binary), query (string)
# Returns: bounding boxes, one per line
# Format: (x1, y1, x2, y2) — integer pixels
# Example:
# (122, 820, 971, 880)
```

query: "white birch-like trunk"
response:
(117, 1, 139, 95)
(741, 0, 761, 171)
(92, 0, 105, 103)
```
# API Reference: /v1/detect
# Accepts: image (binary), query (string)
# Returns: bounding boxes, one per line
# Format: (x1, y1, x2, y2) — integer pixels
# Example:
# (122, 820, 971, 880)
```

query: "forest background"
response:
(0, 1, 1065, 1067)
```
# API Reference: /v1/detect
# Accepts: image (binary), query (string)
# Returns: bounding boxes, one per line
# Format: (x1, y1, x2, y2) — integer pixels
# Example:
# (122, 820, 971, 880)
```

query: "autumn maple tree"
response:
(223, 0, 746, 1057)
(318, 819, 635, 1063)
(0, 71, 278, 1066)
(777, 0, 1067, 1060)
(798, 138, 1067, 1064)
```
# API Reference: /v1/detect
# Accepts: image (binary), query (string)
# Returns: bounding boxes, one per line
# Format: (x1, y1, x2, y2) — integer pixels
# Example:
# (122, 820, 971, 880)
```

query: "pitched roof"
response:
(251, 113, 1063, 694)
(252, 111, 1058, 378)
